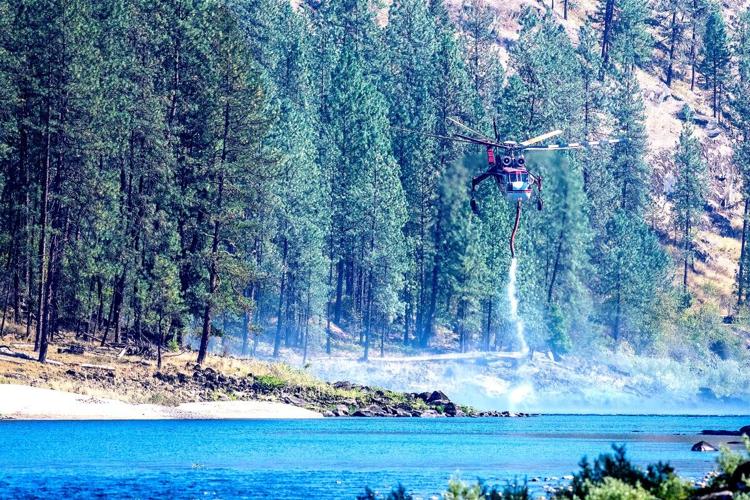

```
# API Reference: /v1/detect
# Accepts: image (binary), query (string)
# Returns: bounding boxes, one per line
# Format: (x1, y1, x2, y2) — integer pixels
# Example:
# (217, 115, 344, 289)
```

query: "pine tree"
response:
(700, 8, 730, 119)
(687, 0, 709, 91)
(385, 0, 438, 348)
(731, 7, 750, 305)
(610, 71, 649, 216)
(597, 211, 669, 346)
(672, 113, 706, 298)
(596, 0, 652, 77)
(459, 0, 499, 120)
(656, 0, 688, 87)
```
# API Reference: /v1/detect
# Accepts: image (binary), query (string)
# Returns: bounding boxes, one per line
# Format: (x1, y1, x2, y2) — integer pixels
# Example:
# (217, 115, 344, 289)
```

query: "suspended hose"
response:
(510, 200, 522, 259)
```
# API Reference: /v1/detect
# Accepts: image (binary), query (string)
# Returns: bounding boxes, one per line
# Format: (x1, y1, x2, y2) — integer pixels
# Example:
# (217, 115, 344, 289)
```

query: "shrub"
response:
(254, 374, 286, 390)
(560, 445, 681, 499)
(480, 478, 530, 500)
(586, 477, 653, 500)
(356, 484, 413, 500)
(444, 478, 483, 500)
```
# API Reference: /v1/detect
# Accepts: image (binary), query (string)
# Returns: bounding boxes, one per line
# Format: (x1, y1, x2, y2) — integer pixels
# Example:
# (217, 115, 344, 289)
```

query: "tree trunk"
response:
(157, 318, 163, 370)
(483, 298, 493, 351)
(363, 271, 373, 361)
(683, 216, 691, 294)
(36, 103, 52, 360)
(613, 268, 622, 342)
(273, 237, 288, 358)
(198, 95, 231, 364)
(423, 218, 442, 347)
(302, 282, 311, 365)
(600, 0, 616, 77)
(547, 214, 567, 304)
(666, 11, 678, 87)
(690, 1, 698, 91)
(403, 289, 412, 345)
(333, 258, 343, 324)
(738, 199, 748, 305)
(325, 245, 333, 354)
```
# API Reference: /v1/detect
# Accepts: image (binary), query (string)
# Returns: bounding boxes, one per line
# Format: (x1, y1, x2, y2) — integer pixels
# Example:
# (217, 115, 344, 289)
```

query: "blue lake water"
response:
(0, 415, 748, 499)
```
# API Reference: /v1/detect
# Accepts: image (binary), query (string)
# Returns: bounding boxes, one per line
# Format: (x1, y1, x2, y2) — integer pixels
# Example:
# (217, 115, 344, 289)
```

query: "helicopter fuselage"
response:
(495, 166, 532, 201)
(486, 147, 533, 201)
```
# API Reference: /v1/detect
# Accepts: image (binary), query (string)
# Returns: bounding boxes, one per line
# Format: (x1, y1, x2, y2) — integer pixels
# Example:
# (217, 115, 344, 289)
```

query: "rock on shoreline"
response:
(165, 366, 529, 418)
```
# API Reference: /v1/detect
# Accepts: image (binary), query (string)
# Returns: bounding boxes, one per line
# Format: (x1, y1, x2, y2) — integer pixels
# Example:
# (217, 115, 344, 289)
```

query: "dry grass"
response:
(0, 326, 364, 406)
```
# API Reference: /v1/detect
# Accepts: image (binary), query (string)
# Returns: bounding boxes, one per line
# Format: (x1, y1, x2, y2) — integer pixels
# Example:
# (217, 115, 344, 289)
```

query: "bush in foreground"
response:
(359, 443, 750, 499)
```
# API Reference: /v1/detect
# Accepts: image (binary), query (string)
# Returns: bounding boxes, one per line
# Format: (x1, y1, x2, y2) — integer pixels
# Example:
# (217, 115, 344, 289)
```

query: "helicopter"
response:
(440, 117, 622, 258)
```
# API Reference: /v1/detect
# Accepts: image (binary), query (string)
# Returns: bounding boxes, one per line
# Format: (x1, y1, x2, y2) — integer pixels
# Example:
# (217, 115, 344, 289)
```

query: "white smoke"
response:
(507, 258, 529, 355)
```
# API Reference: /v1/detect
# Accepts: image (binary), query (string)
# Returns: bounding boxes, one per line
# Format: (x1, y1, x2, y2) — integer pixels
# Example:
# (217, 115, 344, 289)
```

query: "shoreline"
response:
(0, 384, 322, 420)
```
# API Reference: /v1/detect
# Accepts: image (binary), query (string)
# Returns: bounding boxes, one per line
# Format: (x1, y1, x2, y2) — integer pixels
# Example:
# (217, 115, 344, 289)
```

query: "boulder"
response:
(443, 402, 458, 417)
(334, 404, 350, 416)
(352, 404, 386, 417)
(351, 409, 374, 417)
(425, 390, 451, 405)
(283, 395, 307, 407)
(691, 441, 718, 452)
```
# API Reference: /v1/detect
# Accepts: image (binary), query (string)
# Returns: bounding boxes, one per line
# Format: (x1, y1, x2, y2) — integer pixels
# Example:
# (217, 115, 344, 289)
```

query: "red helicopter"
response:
(443, 117, 621, 258)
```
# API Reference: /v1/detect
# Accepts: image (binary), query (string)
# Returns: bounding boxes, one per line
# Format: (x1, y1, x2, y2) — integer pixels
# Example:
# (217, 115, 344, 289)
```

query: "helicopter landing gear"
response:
(470, 171, 492, 216)
(470, 198, 479, 216)
(533, 175, 543, 211)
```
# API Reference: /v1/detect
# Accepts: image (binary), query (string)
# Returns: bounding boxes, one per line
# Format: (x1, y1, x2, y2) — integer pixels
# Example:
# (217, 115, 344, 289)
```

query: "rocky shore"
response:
(0, 338, 527, 418)
(164, 365, 530, 417)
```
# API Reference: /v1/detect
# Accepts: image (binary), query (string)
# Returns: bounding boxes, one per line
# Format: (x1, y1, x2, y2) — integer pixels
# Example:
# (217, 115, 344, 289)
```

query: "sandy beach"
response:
(0, 384, 322, 420)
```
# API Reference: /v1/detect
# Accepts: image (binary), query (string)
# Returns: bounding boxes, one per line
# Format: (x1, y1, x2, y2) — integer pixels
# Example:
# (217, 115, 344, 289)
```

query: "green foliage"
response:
(700, 8, 730, 117)
(445, 477, 484, 500)
(672, 114, 707, 294)
(254, 374, 287, 391)
(561, 445, 681, 499)
(357, 483, 413, 500)
(0, 0, 737, 364)
(480, 478, 530, 500)
(586, 477, 655, 500)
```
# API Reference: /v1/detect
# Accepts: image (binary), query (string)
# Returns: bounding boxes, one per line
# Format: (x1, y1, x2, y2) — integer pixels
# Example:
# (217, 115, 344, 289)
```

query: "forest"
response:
(0, 0, 749, 365)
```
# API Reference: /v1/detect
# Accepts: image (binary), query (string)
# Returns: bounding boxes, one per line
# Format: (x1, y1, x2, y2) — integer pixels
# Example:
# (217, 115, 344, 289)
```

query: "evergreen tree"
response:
(459, 0, 499, 120)
(700, 8, 730, 119)
(656, 0, 688, 87)
(731, 8, 750, 305)
(385, 0, 438, 347)
(596, 0, 652, 77)
(597, 211, 670, 346)
(672, 114, 706, 298)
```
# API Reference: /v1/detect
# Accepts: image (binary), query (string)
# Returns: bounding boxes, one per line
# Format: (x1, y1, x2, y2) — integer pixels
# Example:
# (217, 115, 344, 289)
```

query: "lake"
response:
(0, 415, 747, 499)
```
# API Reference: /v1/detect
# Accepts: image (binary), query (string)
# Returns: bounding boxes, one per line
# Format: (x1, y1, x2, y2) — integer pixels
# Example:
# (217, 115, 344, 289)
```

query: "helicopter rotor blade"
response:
(519, 129, 564, 147)
(447, 117, 497, 143)
(454, 132, 503, 148)
(524, 138, 622, 151)
(393, 126, 479, 145)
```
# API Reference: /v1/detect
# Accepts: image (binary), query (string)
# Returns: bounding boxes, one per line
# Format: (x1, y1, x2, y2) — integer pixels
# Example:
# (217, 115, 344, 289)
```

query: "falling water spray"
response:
(507, 258, 529, 355)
